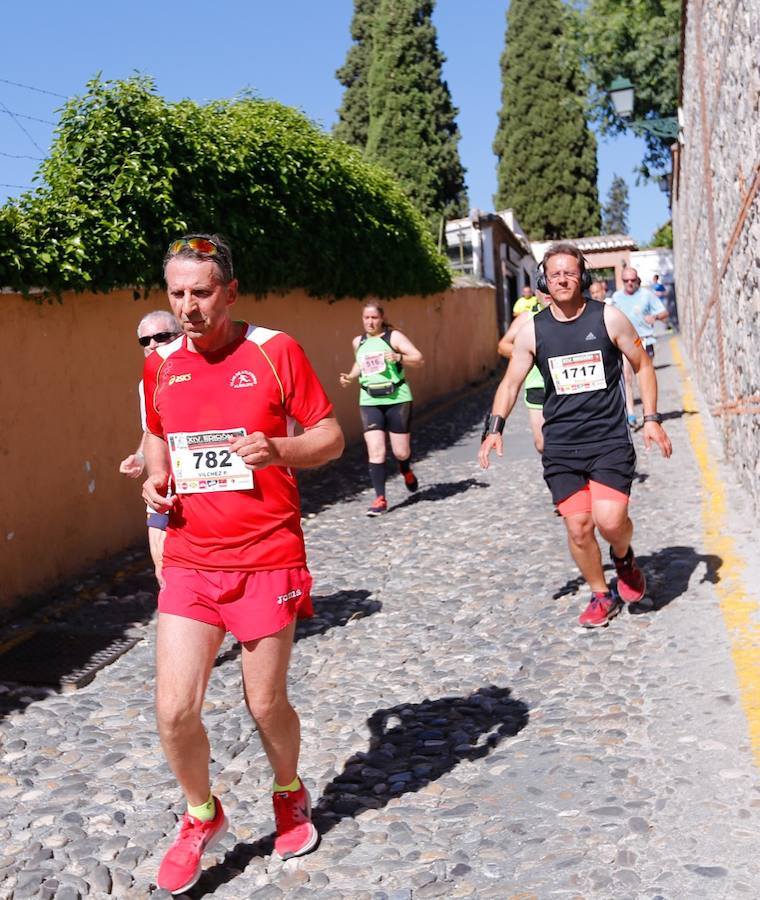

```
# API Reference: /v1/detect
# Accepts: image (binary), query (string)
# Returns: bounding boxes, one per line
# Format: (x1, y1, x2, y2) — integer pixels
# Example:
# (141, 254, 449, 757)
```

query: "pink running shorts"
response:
(158, 566, 314, 641)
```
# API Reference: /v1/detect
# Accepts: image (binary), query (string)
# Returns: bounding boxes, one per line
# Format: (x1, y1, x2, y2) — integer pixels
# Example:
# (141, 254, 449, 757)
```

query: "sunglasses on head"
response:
(168, 237, 218, 256)
(138, 331, 179, 347)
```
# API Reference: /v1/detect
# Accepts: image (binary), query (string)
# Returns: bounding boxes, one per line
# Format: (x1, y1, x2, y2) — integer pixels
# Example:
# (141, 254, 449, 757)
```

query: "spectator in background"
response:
(611, 268, 669, 426)
(589, 279, 611, 304)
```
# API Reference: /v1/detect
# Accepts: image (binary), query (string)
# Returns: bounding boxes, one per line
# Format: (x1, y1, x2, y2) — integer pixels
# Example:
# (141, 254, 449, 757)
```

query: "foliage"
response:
(0, 76, 450, 299)
(646, 220, 673, 248)
(602, 174, 630, 233)
(581, 0, 681, 177)
(364, 0, 468, 228)
(334, 0, 377, 148)
(493, 0, 600, 240)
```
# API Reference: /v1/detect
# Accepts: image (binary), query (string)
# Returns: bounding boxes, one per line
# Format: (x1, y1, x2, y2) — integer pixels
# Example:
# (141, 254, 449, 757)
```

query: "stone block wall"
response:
(673, 0, 760, 511)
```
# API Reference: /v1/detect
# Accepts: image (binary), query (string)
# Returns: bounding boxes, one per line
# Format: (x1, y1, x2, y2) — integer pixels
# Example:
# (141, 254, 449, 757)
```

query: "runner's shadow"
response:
(552, 546, 721, 611)
(213, 590, 380, 667)
(627, 545, 721, 614)
(191, 685, 529, 896)
(390, 478, 489, 511)
(313, 685, 529, 834)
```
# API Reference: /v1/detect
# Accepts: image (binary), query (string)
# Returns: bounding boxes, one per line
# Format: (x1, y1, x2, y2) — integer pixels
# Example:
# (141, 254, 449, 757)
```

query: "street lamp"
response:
(607, 75, 679, 140)
(609, 76, 635, 119)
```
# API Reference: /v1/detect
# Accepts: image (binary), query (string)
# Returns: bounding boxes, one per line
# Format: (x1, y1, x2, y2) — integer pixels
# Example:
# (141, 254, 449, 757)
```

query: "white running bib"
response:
(168, 427, 254, 494)
(548, 351, 607, 395)
(360, 351, 386, 376)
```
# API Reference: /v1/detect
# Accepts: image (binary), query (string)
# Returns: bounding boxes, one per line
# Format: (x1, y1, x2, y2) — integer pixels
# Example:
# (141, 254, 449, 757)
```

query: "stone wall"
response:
(673, 0, 760, 511)
(0, 285, 498, 611)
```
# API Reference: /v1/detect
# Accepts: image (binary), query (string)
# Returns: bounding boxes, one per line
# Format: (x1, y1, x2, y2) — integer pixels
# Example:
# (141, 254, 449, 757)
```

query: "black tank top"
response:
(533, 301, 630, 448)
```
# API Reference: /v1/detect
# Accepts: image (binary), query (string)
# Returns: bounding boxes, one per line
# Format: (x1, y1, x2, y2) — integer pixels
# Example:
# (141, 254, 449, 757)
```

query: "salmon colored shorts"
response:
(556, 480, 630, 517)
(158, 566, 314, 641)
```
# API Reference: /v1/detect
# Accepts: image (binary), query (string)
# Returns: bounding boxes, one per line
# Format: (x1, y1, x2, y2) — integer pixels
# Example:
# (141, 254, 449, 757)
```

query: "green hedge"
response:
(0, 76, 451, 299)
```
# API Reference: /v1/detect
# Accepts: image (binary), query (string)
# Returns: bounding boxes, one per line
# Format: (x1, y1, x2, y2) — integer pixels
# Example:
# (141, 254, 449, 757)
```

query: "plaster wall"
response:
(1, 285, 497, 610)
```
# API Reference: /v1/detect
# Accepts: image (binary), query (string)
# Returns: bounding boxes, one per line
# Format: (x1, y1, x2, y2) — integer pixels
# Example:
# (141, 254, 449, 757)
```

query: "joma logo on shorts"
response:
(276, 588, 302, 605)
(168, 373, 192, 385)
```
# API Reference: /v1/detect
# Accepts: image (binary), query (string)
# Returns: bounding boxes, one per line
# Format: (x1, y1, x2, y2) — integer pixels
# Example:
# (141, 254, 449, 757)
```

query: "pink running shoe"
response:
(157, 798, 228, 895)
(611, 546, 647, 603)
(273, 781, 319, 860)
(579, 591, 623, 628)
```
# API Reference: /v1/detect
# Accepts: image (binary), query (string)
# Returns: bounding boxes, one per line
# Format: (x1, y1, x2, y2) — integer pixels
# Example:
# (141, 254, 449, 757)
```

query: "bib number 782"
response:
(192, 449, 233, 470)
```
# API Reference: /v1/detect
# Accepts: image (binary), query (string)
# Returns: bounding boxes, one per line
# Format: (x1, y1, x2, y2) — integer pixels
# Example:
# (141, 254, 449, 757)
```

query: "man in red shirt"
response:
(142, 234, 344, 895)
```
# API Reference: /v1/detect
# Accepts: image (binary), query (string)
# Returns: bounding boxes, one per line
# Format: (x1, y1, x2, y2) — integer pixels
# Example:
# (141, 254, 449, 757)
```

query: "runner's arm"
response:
(119, 431, 147, 477)
(142, 431, 178, 511)
(479, 322, 536, 469)
(339, 336, 362, 386)
(389, 330, 424, 367)
(497, 311, 530, 359)
(231, 415, 344, 470)
(605, 306, 672, 458)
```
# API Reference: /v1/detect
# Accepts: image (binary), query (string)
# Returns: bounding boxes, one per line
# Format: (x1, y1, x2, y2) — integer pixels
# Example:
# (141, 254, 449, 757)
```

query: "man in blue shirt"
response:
(612, 267, 669, 426)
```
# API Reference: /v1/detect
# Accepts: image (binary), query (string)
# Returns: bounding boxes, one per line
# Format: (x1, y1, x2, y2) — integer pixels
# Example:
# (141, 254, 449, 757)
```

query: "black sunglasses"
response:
(138, 331, 179, 347)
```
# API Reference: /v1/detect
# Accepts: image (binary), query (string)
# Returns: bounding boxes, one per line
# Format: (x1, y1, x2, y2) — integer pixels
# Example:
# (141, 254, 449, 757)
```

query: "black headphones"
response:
(536, 256, 592, 294)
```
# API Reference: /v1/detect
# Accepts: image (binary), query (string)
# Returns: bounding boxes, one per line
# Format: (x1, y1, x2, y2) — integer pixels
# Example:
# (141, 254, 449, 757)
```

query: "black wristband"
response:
(643, 413, 662, 424)
(487, 414, 505, 434)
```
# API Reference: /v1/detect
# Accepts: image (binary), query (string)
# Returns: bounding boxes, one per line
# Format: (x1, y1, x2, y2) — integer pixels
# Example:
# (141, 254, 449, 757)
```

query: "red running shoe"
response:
(273, 781, 319, 860)
(402, 468, 419, 492)
(367, 495, 388, 517)
(157, 798, 228, 895)
(579, 591, 623, 628)
(611, 546, 647, 602)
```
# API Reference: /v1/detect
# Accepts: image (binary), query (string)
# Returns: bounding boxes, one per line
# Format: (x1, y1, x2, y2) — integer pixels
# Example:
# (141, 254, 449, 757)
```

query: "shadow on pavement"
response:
(628, 545, 722, 614)
(193, 685, 528, 896)
(213, 590, 380, 667)
(389, 477, 489, 512)
(0, 551, 157, 720)
(299, 378, 497, 518)
(552, 546, 722, 613)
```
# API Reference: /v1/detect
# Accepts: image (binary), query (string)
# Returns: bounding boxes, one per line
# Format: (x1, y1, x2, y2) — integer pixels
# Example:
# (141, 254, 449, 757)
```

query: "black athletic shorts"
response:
(542, 440, 636, 505)
(525, 386, 545, 408)
(360, 401, 413, 434)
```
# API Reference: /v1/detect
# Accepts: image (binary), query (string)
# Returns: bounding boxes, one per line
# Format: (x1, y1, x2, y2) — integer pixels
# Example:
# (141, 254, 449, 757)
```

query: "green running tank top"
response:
(356, 331, 413, 406)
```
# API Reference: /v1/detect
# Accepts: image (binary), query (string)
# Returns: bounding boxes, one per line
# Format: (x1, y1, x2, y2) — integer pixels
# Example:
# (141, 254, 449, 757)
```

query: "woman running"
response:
(340, 302, 424, 515)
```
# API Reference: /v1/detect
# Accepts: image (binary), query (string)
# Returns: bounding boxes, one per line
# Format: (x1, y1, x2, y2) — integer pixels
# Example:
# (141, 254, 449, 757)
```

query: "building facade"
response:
(446, 209, 536, 335)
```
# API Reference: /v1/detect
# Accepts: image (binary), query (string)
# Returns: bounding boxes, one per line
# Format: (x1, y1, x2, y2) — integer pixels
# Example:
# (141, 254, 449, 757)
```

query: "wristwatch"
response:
(643, 413, 662, 424)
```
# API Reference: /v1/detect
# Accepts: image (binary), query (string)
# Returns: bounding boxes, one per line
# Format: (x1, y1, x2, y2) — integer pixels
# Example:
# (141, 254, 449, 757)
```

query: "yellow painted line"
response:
(671, 337, 760, 765)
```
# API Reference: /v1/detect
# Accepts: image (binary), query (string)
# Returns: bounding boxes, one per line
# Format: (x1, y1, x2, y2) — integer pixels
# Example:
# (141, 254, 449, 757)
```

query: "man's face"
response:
(589, 282, 606, 303)
(165, 257, 238, 349)
(137, 317, 179, 358)
(362, 307, 383, 335)
(544, 254, 583, 303)
(622, 268, 640, 296)
(522, 285, 533, 298)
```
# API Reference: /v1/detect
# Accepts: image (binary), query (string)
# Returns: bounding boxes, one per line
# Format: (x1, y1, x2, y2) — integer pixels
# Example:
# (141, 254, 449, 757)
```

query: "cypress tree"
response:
(334, 0, 376, 148)
(493, 0, 600, 239)
(365, 0, 468, 226)
(602, 174, 630, 234)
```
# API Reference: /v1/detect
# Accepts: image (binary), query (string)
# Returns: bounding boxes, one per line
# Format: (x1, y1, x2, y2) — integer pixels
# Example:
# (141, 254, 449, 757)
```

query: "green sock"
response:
(187, 793, 216, 822)
(273, 775, 301, 794)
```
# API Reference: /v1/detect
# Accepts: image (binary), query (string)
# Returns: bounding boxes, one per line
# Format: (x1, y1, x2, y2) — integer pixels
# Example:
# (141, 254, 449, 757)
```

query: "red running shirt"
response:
(143, 324, 333, 571)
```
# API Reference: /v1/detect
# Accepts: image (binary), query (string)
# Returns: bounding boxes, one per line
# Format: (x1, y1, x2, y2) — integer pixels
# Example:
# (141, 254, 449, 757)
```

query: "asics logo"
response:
(168, 373, 192, 385)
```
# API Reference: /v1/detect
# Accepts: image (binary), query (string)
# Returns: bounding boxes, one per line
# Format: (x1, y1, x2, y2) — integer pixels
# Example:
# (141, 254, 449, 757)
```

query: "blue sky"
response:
(0, 0, 669, 245)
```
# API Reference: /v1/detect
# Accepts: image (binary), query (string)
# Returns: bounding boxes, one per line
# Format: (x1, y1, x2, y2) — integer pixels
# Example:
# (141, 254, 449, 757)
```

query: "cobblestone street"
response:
(2, 336, 759, 899)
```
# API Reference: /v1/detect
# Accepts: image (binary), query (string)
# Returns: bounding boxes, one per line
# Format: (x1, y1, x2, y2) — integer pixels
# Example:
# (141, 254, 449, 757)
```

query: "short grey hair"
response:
(163, 233, 235, 284)
(137, 309, 181, 337)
